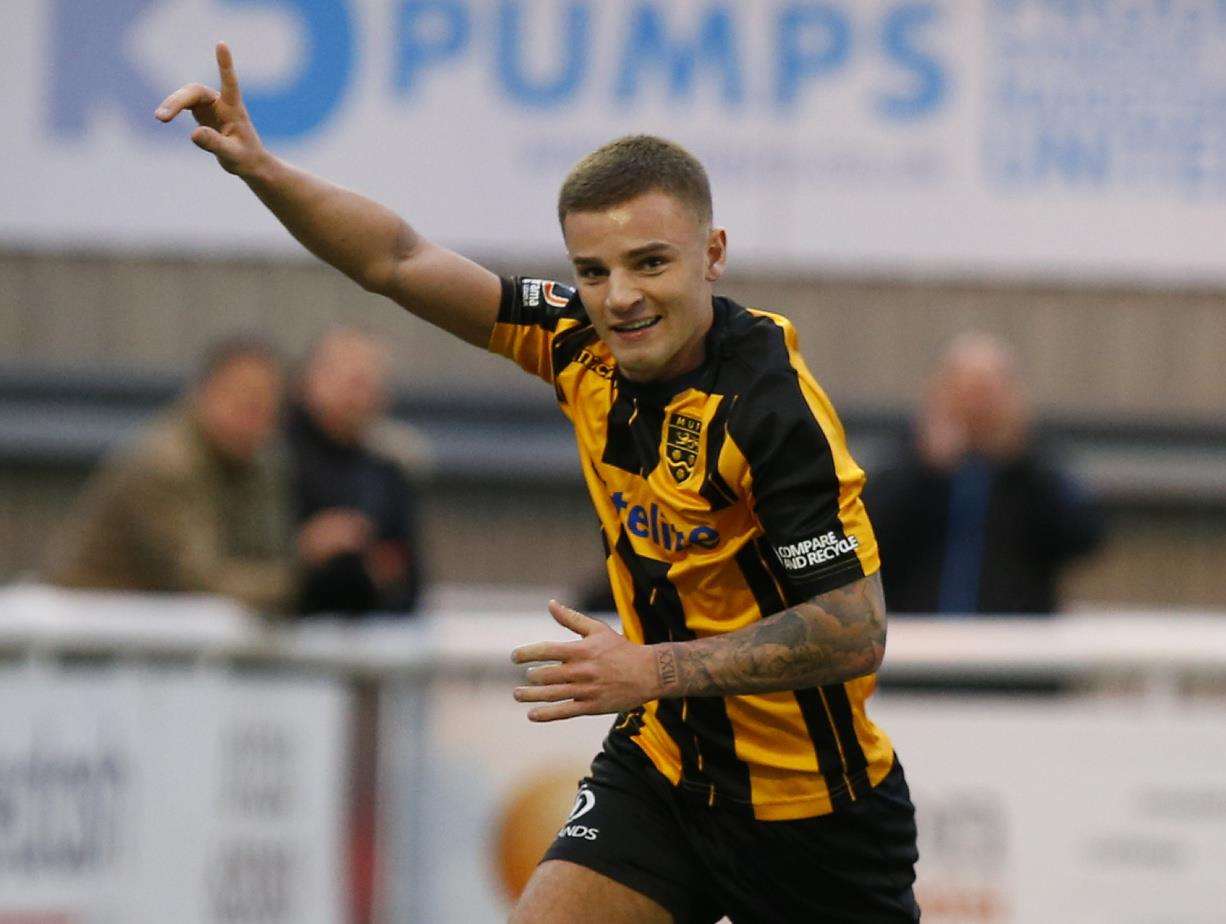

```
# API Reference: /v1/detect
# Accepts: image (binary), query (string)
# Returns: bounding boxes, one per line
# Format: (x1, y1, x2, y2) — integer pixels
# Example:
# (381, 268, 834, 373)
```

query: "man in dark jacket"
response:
(287, 327, 429, 615)
(866, 333, 1104, 615)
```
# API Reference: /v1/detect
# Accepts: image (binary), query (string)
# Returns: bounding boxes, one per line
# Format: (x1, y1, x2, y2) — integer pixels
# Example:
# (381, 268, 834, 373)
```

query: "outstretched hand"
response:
(512, 600, 660, 722)
(155, 42, 265, 177)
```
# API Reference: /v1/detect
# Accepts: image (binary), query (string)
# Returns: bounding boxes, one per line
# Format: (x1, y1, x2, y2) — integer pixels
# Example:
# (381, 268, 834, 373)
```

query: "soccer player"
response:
(158, 43, 920, 924)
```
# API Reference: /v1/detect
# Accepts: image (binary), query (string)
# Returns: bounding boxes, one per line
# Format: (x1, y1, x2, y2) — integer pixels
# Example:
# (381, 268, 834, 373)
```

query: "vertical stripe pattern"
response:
(489, 282, 894, 820)
(615, 530, 754, 812)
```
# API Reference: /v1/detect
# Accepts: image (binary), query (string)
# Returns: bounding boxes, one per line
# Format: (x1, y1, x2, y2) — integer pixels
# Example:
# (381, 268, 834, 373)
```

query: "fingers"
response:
(190, 126, 243, 174)
(513, 683, 584, 704)
(153, 42, 240, 123)
(215, 41, 242, 104)
(548, 599, 602, 637)
(522, 663, 573, 686)
(510, 599, 602, 663)
(511, 640, 571, 665)
(527, 700, 598, 723)
(190, 126, 225, 154)
(155, 83, 219, 122)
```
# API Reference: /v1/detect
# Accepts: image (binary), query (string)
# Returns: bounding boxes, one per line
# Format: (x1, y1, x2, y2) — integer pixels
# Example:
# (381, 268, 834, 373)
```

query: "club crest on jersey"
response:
(665, 412, 702, 484)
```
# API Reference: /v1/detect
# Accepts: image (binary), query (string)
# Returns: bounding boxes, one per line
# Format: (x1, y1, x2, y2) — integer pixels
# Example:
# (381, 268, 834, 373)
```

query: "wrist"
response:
(240, 148, 278, 188)
(651, 643, 682, 700)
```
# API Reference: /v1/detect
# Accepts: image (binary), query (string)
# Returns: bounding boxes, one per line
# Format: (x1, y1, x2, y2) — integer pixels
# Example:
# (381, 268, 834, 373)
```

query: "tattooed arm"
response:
(511, 573, 886, 722)
(655, 572, 886, 698)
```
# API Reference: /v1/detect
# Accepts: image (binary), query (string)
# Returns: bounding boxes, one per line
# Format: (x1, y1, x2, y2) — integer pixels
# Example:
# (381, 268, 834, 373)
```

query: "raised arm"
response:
(155, 42, 500, 346)
(512, 573, 886, 722)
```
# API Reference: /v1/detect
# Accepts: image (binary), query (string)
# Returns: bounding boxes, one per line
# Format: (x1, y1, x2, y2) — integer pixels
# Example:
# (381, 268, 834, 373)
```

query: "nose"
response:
(604, 269, 642, 315)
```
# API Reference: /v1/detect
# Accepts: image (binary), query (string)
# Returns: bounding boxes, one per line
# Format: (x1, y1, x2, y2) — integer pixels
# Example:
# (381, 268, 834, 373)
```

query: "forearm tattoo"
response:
(656, 645, 678, 688)
(654, 573, 887, 697)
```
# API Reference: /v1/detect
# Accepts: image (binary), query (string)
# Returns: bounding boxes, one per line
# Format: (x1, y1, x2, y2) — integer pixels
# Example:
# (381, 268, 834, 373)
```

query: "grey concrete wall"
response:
(4, 250, 1223, 421)
(3, 249, 1225, 608)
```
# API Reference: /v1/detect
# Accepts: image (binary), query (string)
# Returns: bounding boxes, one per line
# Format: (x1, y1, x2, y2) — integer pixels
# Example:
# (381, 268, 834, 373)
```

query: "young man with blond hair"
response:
(158, 44, 920, 923)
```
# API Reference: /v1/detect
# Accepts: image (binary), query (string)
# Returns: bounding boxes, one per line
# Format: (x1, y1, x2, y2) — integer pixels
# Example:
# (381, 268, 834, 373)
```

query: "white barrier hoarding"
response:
(0, 665, 349, 924)
(382, 682, 1226, 923)
(379, 675, 611, 923)
(874, 698, 1226, 924)
(5, 1, 1226, 282)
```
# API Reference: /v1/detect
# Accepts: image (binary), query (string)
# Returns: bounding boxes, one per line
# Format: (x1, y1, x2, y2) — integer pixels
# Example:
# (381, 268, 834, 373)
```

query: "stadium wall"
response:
(2, 250, 1224, 421)
(2, 250, 1224, 609)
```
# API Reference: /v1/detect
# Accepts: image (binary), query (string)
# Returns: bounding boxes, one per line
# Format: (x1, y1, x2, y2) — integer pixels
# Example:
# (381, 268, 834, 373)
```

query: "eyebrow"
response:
(570, 241, 677, 266)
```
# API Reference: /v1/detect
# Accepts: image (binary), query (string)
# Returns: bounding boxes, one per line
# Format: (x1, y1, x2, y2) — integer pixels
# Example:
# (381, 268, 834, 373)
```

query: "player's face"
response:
(563, 191, 727, 383)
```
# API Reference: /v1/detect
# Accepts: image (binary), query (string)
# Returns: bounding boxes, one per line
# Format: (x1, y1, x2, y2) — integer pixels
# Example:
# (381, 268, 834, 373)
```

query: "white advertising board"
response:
(875, 698, 1226, 924)
(383, 682, 1226, 923)
(378, 673, 612, 923)
(0, 665, 349, 924)
(4, 1, 1226, 282)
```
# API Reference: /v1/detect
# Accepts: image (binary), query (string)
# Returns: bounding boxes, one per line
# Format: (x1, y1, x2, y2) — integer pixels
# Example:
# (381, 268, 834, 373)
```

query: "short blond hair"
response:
(557, 135, 712, 227)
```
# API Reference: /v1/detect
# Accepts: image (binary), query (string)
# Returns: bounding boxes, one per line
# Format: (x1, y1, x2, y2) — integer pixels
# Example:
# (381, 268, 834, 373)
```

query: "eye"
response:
(576, 265, 607, 281)
(639, 256, 667, 272)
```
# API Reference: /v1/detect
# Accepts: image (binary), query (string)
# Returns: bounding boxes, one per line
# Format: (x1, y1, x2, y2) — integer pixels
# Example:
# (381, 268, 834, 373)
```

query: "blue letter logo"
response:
(223, 0, 355, 140)
(877, 3, 947, 119)
(496, 0, 590, 109)
(775, 3, 851, 108)
(615, 3, 743, 106)
(394, 0, 472, 97)
(50, 0, 163, 139)
(49, 0, 354, 143)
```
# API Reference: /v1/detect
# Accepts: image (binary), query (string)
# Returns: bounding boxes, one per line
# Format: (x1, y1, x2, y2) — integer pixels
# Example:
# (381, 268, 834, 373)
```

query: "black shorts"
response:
(542, 734, 920, 924)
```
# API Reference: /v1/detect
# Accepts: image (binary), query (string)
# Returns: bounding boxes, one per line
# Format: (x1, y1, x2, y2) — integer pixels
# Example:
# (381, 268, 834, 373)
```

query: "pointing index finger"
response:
(548, 599, 600, 636)
(216, 41, 242, 103)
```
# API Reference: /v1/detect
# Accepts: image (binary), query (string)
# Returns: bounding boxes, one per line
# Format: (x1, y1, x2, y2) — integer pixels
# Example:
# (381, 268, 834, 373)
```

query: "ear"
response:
(704, 227, 727, 282)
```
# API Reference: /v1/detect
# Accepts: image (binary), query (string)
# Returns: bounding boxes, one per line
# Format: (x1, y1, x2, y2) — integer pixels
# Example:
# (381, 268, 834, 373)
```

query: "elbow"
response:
(799, 573, 888, 684)
(356, 220, 422, 296)
(863, 637, 885, 677)
(354, 255, 400, 297)
(807, 627, 884, 687)
(845, 621, 886, 681)
(354, 265, 389, 296)
(863, 612, 888, 676)
(839, 633, 884, 682)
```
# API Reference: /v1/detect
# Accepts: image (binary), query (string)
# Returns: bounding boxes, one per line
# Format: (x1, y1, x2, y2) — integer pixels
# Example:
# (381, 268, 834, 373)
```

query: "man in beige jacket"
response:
(46, 337, 370, 614)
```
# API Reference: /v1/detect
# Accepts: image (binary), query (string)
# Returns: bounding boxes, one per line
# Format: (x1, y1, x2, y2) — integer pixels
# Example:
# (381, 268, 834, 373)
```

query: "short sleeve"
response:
(729, 371, 880, 599)
(487, 276, 586, 384)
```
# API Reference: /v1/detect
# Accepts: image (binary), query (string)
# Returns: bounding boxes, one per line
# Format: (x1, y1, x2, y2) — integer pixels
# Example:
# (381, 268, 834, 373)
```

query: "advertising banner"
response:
(0, 665, 349, 924)
(378, 672, 612, 922)
(382, 680, 1226, 923)
(874, 698, 1226, 924)
(4, 1, 1226, 281)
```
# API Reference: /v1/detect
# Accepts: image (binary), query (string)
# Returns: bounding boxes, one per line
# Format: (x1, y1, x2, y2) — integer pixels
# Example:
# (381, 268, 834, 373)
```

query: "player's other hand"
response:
(512, 600, 657, 722)
(296, 508, 374, 565)
(154, 42, 265, 177)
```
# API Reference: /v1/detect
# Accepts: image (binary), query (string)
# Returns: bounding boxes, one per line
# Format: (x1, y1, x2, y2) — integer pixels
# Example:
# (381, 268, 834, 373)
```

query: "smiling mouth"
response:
(611, 316, 662, 334)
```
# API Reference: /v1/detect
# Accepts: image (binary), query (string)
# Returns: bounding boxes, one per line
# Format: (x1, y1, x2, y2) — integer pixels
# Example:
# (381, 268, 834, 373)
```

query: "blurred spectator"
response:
(866, 332, 1104, 615)
(44, 336, 296, 613)
(287, 327, 429, 616)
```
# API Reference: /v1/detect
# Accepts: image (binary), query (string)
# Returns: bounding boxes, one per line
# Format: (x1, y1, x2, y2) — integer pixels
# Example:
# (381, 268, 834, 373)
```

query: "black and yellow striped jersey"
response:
(490, 276, 895, 821)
